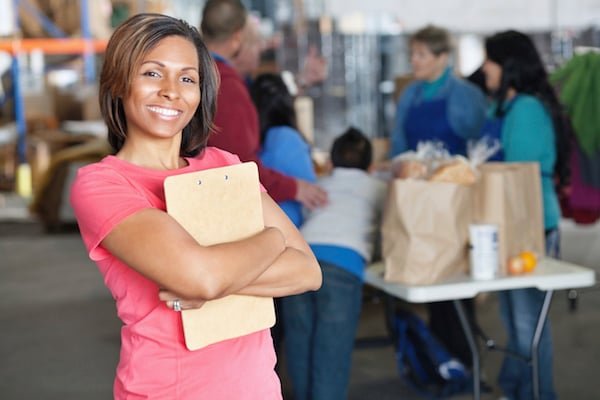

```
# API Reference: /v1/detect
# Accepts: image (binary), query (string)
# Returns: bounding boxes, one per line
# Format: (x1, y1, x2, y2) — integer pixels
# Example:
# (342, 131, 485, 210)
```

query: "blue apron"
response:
(480, 97, 524, 161)
(480, 116, 505, 161)
(404, 94, 466, 155)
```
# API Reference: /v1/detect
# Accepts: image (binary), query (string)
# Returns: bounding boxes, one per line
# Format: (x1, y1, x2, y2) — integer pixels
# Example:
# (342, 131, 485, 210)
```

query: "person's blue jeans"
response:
(497, 228, 560, 400)
(280, 261, 363, 400)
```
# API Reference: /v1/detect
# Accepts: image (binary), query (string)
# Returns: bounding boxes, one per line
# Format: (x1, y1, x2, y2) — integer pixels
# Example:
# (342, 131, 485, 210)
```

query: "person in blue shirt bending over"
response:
(251, 72, 317, 227)
(251, 72, 319, 365)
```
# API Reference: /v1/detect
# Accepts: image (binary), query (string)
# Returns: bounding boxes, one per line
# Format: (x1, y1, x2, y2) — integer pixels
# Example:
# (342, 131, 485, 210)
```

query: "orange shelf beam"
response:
(0, 38, 108, 55)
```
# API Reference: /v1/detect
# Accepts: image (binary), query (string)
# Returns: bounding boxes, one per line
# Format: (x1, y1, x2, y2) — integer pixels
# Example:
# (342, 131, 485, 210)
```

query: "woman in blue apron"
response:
(481, 30, 572, 400)
(388, 25, 488, 375)
(389, 25, 487, 158)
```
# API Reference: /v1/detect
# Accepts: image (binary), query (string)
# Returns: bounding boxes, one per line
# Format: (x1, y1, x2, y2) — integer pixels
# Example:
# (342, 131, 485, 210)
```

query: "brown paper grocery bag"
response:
(381, 179, 472, 285)
(473, 162, 545, 275)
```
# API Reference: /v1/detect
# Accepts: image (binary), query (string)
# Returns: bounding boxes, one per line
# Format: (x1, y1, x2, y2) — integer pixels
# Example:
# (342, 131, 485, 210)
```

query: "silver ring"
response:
(173, 299, 182, 312)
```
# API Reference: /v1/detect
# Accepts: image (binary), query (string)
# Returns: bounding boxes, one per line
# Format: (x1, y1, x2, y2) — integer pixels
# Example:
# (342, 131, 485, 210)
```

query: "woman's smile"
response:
(146, 105, 183, 118)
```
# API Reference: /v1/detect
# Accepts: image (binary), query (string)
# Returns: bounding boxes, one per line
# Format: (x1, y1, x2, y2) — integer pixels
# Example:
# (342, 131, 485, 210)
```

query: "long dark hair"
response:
(250, 73, 298, 144)
(99, 13, 219, 156)
(485, 30, 571, 189)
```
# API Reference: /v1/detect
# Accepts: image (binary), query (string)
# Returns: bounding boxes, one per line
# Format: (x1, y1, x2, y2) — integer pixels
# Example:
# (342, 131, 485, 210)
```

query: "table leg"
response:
(453, 299, 480, 400)
(382, 293, 399, 345)
(532, 289, 553, 400)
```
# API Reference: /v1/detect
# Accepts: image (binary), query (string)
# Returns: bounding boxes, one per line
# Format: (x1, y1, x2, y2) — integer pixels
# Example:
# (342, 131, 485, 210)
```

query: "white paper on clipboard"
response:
(164, 162, 275, 351)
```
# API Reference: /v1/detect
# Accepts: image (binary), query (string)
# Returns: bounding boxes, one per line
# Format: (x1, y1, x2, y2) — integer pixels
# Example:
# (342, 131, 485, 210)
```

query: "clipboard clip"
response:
(196, 175, 229, 186)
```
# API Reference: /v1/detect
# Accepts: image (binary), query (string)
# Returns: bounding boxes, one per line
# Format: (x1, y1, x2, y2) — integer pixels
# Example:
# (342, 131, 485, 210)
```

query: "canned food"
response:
(469, 224, 499, 280)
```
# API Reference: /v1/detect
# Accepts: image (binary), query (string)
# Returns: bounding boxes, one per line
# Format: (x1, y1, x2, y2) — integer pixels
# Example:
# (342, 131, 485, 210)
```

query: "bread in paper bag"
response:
(428, 156, 477, 184)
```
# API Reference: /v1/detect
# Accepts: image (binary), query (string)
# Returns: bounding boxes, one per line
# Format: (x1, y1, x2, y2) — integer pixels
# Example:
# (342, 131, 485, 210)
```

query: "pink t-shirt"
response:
(70, 147, 281, 400)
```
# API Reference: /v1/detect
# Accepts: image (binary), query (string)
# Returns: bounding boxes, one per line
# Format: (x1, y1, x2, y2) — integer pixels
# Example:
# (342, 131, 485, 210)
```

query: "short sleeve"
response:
(70, 166, 152, 261)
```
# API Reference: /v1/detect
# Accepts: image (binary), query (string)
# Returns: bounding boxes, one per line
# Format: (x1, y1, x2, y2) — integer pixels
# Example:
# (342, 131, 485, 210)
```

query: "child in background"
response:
(281, 127, 388, 400)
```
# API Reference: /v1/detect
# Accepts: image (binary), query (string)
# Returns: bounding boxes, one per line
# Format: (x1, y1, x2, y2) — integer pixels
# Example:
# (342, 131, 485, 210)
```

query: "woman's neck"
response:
(425, 66, 449, 84)
(116, 142, 186, 170)
(422, 67, 449, 99)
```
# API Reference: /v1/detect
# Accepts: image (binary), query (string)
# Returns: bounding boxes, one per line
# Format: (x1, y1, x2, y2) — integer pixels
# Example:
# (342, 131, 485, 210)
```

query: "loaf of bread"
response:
(428, 158, 477, 184)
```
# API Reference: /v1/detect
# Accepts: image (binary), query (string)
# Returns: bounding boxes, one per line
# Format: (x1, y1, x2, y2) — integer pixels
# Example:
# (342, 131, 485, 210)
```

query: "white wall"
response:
(0, 0, 15, 36)
(324, 0, 600, 33)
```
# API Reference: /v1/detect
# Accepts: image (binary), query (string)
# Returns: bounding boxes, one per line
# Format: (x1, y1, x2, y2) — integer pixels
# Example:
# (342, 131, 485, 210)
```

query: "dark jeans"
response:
(280, 261, 363, 400)
(497, 228, 560, 400)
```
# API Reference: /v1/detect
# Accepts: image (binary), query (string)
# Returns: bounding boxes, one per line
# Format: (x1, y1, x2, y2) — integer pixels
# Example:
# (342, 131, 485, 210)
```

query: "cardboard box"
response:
(52, 84, 100, 122)
(23, 91, 55, 121)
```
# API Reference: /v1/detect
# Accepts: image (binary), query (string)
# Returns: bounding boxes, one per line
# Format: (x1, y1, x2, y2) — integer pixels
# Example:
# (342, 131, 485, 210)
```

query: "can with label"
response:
(469, 224, 499, 280)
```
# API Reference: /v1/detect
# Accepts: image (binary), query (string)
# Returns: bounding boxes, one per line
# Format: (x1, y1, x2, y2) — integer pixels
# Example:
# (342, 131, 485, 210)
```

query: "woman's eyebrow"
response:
(141, 60, 198, 72)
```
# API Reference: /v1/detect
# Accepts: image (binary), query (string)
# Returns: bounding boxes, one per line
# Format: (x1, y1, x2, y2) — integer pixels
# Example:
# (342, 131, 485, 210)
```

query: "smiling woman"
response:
(69, 13, 321, 400)
(119, 36, 201, 168)
(98, 13, 218, 159)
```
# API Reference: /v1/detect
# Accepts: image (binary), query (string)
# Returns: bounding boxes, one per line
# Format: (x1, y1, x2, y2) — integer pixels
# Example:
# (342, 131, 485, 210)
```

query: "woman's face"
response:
(482, 58, 502, 92)
(410, 41, 448, 82)
(123, 35, 200, 142)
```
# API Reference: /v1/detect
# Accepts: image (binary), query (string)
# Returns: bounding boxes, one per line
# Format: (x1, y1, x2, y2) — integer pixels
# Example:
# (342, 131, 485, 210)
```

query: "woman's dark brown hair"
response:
(99, 13, 219, 156)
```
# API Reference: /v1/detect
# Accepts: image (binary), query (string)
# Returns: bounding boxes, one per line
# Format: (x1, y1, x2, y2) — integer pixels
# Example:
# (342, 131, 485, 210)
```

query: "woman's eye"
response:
(182, 76, 197, 84)
(143, 71, 160, 78)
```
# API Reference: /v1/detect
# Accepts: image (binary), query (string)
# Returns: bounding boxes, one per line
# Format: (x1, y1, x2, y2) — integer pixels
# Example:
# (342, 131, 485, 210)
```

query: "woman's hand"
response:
(159, 289, 206, 311)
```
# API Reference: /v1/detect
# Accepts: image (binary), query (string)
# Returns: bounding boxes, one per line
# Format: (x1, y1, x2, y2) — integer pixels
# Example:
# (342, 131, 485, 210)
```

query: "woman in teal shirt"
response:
(481, 30, 571, 400)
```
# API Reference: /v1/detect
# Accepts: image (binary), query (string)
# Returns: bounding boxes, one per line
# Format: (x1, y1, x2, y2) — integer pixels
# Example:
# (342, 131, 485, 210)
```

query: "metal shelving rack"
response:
(0, 0, 107, 166)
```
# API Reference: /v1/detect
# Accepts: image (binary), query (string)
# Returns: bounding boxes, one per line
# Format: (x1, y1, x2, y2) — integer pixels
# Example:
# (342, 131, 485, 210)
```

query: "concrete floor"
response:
(1, 193, 599, 400)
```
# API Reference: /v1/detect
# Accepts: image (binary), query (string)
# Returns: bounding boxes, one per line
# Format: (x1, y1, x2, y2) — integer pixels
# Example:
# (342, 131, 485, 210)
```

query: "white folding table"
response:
(364, 258, 596, 400)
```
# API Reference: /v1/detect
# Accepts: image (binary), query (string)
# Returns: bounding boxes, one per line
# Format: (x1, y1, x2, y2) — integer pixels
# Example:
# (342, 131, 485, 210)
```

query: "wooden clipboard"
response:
(164, 162, 275, 351)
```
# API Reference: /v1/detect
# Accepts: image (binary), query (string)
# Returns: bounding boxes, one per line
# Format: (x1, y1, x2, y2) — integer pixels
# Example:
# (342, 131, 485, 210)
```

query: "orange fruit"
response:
(520, 251, 538, 273)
